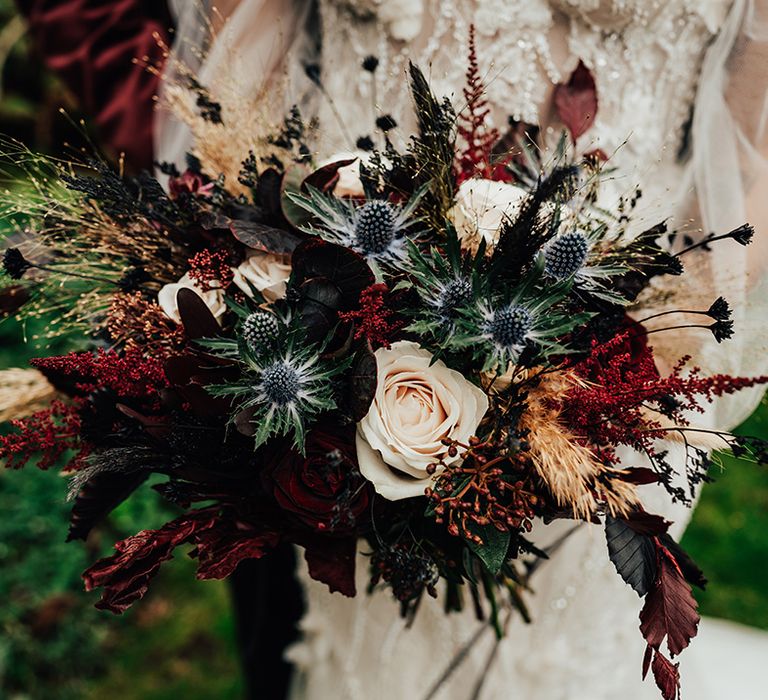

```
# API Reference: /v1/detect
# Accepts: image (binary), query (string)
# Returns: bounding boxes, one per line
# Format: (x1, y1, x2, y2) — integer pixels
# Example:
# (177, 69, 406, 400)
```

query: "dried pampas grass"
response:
(0, 369, 57, 423)
(517, 369, 639, 519)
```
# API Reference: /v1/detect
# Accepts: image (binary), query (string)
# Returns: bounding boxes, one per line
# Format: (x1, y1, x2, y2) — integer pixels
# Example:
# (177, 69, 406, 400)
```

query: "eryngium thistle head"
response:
(2, 247, 31, 280)
(260, 362, 300, 405)
(355, 200, 397, 255)
(487, 304, 532, 348)
(544, 231, 589, 279)
(438, 278, 472, 318)
(242, 311, 280, 348)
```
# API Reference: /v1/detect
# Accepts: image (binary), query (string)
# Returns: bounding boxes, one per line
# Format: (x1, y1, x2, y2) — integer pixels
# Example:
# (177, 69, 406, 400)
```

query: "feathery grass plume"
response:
(0, 140, 189, 337)
(0, 369, 57, 423)
(150, 27, 312, 196)
(515, 369, 638, 518)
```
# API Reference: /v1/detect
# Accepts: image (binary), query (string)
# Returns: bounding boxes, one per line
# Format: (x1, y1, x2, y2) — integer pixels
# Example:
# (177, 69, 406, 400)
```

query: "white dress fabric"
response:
(156, 1, 768, 698)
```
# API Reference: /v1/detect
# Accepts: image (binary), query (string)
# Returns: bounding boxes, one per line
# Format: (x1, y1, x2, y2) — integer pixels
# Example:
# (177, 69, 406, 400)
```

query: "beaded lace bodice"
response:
(317, 0, 730, 187)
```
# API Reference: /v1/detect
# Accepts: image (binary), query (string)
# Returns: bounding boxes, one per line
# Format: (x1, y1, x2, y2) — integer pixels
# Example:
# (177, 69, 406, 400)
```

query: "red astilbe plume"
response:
(338, 283, 402, 349)
(187, 249, 235, 291)
(32, 348, 169, 404)
(561, 332, 768, 463)
(0, 399, 89, 470)
(455, 26, 512, 184)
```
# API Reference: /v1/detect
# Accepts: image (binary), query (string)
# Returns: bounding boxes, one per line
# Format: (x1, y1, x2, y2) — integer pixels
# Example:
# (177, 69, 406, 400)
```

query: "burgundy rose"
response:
(262, 428, 372, 534)
(168, 170, 215, 199)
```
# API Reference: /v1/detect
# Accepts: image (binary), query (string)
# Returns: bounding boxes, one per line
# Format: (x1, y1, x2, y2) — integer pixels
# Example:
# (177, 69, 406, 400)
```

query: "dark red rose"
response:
(262, 428, 372, 533)
(168, 170, 215, 199)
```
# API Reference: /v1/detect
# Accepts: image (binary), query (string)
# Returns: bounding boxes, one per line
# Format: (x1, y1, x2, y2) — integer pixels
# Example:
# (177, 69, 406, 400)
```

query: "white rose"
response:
(356, 341, 489, 500)
(378, 0, 423, 41)
(449, 178, 528, 251)
(157, 272, 226, 325)
(231, 250, 291, 303)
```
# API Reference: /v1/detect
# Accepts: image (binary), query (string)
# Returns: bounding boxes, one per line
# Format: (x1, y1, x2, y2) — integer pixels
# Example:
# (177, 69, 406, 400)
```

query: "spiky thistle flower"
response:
(288, 185, 428, 272)
(454, 260, 592, 371)
(541, 227, 627, 303)
(401, 225, 485, 351)
(202, 325, 348, 452)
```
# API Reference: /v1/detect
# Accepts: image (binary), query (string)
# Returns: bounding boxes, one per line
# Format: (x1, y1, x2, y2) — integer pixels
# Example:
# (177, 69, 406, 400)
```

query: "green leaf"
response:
(467, 525, 511, 575)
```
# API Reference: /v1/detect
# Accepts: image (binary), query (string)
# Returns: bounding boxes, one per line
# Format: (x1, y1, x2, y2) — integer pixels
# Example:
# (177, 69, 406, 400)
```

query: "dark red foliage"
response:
(562, 332, 768, 463)
(187, 248, 234, 291)
(338, 283, 402, 349)
(32, 348, 169, 404)
(83, 508, 280, 613)
(262, 427, 372, 534)
(639, 542, 700, 657)
(554, 60, 598, 143)
(83, 509, 220, 614)
(0, 400, 88, 470)
(191, 521, 280, 580)
(303, 536, 357, 597)
(455, 26, 512, 184)
(649, 650, 681, 700)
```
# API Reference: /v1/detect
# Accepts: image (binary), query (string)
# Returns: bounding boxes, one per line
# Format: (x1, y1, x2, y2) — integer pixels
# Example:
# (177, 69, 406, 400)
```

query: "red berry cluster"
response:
(427, 437, 538, 544)
(187, 249, 234, 291)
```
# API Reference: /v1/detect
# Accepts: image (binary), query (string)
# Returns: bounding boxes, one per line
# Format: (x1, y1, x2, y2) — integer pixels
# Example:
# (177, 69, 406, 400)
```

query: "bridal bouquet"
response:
(1, 40, 766, 700)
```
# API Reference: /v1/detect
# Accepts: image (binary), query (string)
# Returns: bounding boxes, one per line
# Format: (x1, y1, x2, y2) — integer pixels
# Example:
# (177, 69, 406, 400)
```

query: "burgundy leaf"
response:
(176, 287, 220, 340)
(228, 219, 302, 255)
(304, 537, 357, 597)
(639, 543, 700, 657)
(658, 534, 707, 590)
(554, 60, 598, 142)
(642, 643, 654, 680)
(192, 522, 280, 579)
(651, 650, 681, 700)
(83, 509, 218, 614)
(618, 467, 661, 486)
(622, 510, 671, 537)
(302, 158, 357, 194)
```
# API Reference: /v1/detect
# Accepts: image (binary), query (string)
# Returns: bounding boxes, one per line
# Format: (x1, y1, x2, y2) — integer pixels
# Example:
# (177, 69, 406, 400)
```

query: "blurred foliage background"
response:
(0, 1, 766, 698)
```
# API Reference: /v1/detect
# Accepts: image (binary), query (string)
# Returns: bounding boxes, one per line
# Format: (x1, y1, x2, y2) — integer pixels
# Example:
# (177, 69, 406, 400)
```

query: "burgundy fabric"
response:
(16, 0, 172, 170)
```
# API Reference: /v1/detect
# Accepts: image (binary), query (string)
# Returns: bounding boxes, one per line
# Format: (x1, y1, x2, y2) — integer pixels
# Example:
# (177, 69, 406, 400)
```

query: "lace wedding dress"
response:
(157, 1, 768, 698)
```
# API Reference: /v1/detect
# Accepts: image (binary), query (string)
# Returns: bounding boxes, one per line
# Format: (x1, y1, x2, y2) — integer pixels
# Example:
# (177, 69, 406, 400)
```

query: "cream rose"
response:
(231, 249, 291, 303)
(449, 178, 528, 251)
(356, 341, 489, 500)
(157, 272, 226, 325)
